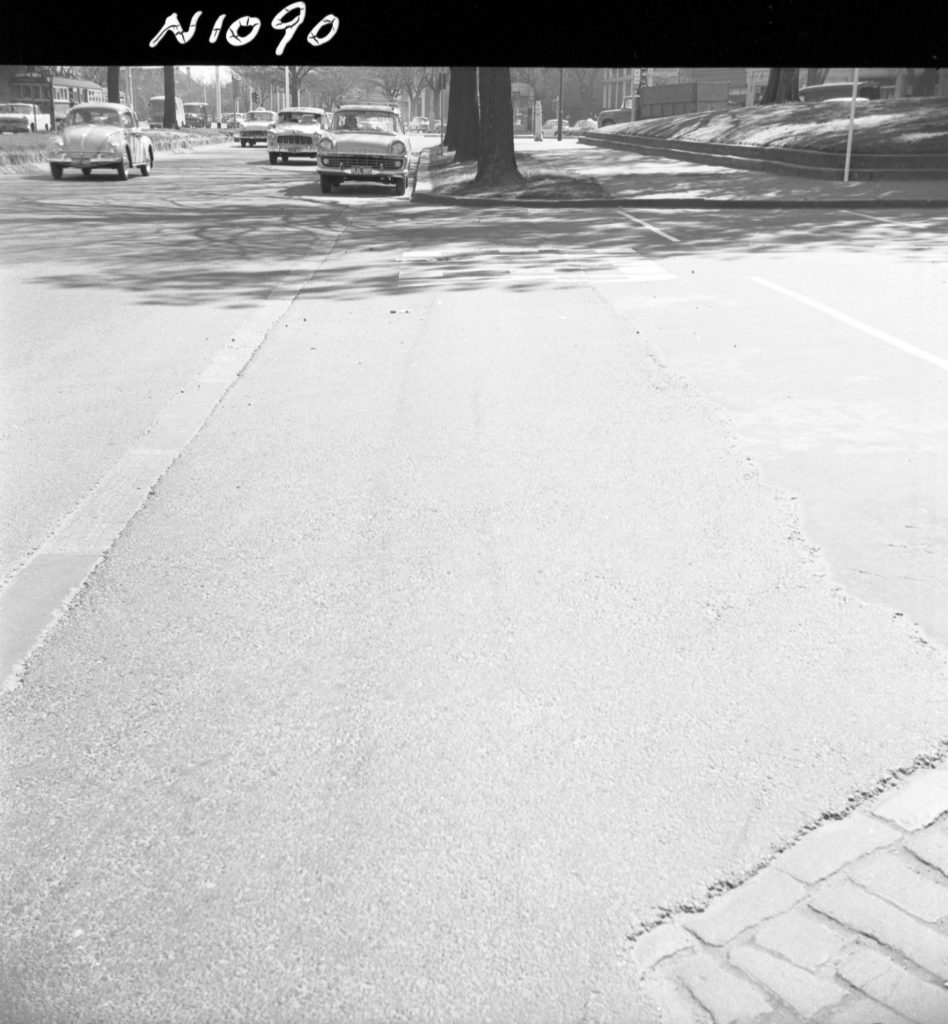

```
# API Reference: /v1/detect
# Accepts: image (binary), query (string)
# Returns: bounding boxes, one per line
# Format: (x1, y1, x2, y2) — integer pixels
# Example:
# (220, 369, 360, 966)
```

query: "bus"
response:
(148, 95, 186, 129)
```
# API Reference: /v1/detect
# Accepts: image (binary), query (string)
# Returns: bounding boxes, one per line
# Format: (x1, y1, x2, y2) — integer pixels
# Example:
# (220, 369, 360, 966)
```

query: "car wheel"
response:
(281, 155, 288, 163)
(394, 177, 406, 197)
(268, 152, 278, 165)
(240, 140, 247, 148)
(81, 168, 92, 176)
(140, 150, 153, 176)
(319, 174, 333, 194)
(116, 151, 130, 180)
(50, 163, 63, 179)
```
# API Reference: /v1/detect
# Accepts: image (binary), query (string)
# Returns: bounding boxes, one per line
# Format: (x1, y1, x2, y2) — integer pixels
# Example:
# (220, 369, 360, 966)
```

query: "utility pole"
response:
(215, 66, 222, 125)
(843, 67, 860, 182)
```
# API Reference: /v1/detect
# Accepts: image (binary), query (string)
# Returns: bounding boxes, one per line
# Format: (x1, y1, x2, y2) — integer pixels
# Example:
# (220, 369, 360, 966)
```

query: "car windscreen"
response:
(66, 107, 121, 126)
(332, 112, 398, 133)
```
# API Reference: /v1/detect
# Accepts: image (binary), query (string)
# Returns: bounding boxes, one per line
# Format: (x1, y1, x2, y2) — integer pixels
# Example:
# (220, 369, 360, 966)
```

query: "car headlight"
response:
(389, 141, 407, 156)
(47, 136, 64, 155)
(317, 136, 334, 154)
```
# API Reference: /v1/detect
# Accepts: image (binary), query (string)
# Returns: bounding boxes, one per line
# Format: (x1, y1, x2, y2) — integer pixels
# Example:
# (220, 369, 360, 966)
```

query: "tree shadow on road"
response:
(9, 173, 946, 312)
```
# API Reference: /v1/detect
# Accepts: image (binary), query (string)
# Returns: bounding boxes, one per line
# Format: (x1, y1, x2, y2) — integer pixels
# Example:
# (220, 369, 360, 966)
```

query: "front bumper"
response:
(269, 137, 317, 156)
(239, 130, 268, 142)
(49, 152, 122, 169)
(317, 153, 407, 182)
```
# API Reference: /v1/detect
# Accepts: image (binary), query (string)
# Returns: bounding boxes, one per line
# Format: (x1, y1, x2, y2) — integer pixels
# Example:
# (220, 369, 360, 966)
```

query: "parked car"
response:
(183, 102, 211, 128)
(47, 102, 154, 180)
(316, 105, 410, 196)
(566, 117, 598, 135)
(542, 117, 570, 137)
(238, 109, 276, 147)
(408, 116, 429, 132)
(0, 102, 51, 133)
(267, 106, 328, 164)
(223, 113, 244, 130)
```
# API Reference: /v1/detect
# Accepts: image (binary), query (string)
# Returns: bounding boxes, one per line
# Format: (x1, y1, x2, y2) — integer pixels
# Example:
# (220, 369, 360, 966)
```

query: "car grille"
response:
(276, 135, 313, 146)
(322, 154, 402, 170)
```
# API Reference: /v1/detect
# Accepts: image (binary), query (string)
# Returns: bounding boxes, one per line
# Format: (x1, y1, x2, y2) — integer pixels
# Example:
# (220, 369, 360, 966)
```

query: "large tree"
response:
(759, 67, 800, 104)
(444, 67, 479, 160)
(474, 66, 521, 187)
(163, 66, 177, 127)
(397, 67, 430, 118)
(286, 66, 316, 106)
(106, 66, 121, 104)
(368, 66, 405, 104)
(310, 66, 359, 110)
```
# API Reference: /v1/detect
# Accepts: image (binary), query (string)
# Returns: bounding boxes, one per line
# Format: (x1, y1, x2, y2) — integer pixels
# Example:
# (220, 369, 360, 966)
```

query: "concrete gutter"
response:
(0, 131, 234, 175)
(411, 144, 948, 209)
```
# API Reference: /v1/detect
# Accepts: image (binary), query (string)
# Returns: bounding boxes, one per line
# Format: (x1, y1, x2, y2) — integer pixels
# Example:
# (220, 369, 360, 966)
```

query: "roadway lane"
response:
(588, 206, 948, 650)
(3, 192, 947, 1022)
(0, 142, 361, 586)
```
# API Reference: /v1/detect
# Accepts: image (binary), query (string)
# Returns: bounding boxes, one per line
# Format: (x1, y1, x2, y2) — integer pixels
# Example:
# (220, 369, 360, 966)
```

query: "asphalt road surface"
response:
(1, 143, 946, 1022)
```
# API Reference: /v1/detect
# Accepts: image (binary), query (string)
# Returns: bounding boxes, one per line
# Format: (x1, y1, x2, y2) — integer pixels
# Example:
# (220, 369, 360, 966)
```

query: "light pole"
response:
(557, 67, 563, 141)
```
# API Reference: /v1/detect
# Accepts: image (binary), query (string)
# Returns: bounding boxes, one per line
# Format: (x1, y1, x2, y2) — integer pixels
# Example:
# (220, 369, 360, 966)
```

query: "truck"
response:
(183, 102, 211, 128)
(597, 95, 638, 128)
(148, 95, 186, 129)
(0, 101, 52, 133)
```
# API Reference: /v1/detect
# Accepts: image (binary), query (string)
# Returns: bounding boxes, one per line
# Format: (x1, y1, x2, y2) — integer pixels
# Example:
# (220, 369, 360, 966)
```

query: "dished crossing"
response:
(396, 246, 676, 283)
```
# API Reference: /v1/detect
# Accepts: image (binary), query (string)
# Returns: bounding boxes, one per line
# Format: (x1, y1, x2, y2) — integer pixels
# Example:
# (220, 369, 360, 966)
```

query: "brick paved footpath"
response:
(634, 765, 948, 1024)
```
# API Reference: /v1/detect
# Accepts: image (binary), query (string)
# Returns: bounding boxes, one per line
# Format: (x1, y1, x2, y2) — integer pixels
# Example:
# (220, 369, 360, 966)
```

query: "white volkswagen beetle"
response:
(316, 105, 410, 196)
(47, 103, 155, 180)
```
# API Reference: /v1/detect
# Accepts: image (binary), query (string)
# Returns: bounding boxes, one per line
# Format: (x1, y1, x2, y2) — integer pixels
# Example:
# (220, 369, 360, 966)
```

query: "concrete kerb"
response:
(411, 139, 948, 209)
(578, 131, 948, 180)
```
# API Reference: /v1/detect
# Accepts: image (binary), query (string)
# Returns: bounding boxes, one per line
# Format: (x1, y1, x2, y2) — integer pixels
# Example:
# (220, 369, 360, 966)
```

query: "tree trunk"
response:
(444, 67, 479, 161)
(163, 66, 177, 127)
(760, 67, 800, 104)
(107, 67, 121, 104)
(475, 67, 521, 186)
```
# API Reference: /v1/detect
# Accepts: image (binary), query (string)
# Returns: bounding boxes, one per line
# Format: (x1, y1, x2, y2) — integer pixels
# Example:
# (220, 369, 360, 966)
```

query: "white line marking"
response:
(844, 209, 927, 228)
(752, 276, 948, 372)
(617, 209, 681, 243)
